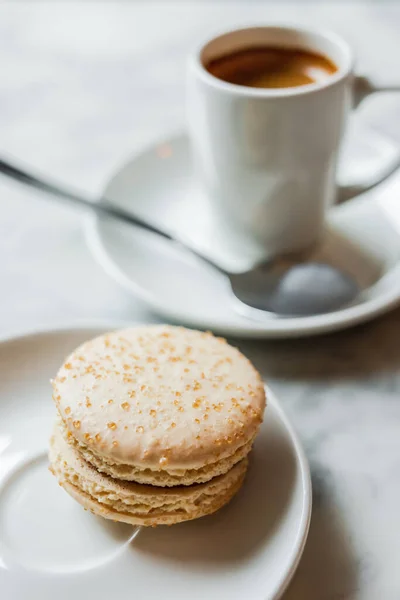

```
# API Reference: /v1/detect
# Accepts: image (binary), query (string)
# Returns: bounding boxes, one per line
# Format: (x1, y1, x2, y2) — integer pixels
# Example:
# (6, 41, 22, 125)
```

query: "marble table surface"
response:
(2, 2, 400, 598)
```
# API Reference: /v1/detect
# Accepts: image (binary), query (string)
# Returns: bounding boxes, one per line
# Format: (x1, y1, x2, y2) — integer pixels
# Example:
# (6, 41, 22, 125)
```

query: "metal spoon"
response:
(0, 157, 360, 318)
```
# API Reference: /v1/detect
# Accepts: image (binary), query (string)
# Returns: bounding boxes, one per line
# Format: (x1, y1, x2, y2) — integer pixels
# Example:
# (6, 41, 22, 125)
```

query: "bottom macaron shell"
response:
(49, 425, 248, 527)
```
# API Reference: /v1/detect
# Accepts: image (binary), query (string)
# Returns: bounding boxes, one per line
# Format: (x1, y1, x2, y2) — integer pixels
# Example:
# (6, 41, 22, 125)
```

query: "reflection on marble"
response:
(1, 3, 400, 599)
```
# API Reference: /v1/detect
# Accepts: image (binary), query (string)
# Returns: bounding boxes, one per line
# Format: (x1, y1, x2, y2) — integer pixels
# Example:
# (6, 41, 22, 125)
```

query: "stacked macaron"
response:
(49, 325, 266, 526)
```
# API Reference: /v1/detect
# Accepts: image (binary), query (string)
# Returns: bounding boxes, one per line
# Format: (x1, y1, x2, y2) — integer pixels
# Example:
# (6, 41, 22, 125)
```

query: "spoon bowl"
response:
(229, 261, 361, 318)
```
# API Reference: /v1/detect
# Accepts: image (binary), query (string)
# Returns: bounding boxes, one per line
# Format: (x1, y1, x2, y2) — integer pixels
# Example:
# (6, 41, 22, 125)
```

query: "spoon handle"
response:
(0, 156, 229, 275)
(0, 157, 172, 240)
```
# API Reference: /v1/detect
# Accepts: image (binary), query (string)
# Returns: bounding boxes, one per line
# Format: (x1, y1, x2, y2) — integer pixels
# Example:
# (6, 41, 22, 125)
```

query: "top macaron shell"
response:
(52, 326, 265, 471)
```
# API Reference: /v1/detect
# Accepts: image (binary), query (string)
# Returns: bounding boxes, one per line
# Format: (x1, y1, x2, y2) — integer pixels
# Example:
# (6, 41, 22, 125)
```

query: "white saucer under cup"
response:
(86, 131, 400, 339)
(0, 324, 311, 600)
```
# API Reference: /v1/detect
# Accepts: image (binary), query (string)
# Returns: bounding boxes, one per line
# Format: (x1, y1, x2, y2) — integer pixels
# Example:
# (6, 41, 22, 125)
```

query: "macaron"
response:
(49, 425, 248, 526)
(49, 325, 266, 526)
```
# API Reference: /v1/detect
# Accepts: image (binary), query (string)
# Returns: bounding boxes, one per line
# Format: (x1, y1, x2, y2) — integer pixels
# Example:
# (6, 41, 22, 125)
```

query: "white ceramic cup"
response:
(187, 26, 380, 260)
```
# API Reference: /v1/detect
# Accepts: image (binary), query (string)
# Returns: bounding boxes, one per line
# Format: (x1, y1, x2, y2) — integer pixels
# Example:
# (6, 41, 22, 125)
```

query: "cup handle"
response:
(337, 75, 400, 203)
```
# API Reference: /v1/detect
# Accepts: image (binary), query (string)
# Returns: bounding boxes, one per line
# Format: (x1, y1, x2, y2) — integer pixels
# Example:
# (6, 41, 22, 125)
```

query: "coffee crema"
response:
(205, 46, 338, 89)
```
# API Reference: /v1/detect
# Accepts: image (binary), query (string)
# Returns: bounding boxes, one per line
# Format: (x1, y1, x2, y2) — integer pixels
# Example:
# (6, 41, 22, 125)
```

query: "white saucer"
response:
(86, 132, 400, 338)
(0, 324, 311, 600)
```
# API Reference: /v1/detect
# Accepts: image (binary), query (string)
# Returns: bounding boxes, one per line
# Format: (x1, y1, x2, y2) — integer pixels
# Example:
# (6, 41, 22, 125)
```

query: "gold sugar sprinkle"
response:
(136, 426, 144, 433)
(121, 402, 130, 411)
(173, 399, 180, 406)
(95, 433, 102, 443)
(169, 356, 181, 362)
(149, 409, 156, 417)
(124, 425, 128, 430)
(193, 381, 201, 391)
(112, 441, 119, 447)
(184, 368, 189, 373)
(195, 418, 200, 424)
(175, 391, 181, 397)
(140, 385, 146, 392)
(108, 399, 114, 405)
(64, 363, 72, 370)
(178, 406, 184, 412)
(72, 420, 81, 429)
(123, 364, 130, 371)
(65, 407, 71, 415)
(59, 376, 66, 383)
(107, 421, 117, 430)
(159, 456, 169, 467)
(128, 390, 136, 398)
(85, 397, 92, 407)
(84, 433, 92, 442)
(170, 422, 176, 428)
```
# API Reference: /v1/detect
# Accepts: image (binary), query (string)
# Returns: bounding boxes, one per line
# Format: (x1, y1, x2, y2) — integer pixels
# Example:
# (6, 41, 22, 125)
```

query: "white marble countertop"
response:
(2, 2, 400, 598)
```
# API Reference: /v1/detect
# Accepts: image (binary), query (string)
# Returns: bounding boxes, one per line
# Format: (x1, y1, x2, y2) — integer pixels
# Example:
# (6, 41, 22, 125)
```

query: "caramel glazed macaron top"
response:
(52, 326, 266, 486)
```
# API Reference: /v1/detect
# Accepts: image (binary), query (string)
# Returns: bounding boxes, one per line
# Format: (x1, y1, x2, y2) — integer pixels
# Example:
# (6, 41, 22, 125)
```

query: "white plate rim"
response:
(84, 133, 400, 339)
(0, 321, 312, 600)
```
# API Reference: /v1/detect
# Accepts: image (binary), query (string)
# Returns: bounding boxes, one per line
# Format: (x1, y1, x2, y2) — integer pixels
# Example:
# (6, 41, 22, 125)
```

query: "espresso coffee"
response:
(205, 46, 337, 89)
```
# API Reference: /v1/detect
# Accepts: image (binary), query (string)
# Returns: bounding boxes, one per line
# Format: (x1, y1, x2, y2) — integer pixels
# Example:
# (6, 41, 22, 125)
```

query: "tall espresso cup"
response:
(187, 26, 371, 261)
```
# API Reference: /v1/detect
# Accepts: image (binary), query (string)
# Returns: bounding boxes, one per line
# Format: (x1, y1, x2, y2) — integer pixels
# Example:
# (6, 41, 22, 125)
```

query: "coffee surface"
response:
(205, 46, 337, 88)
